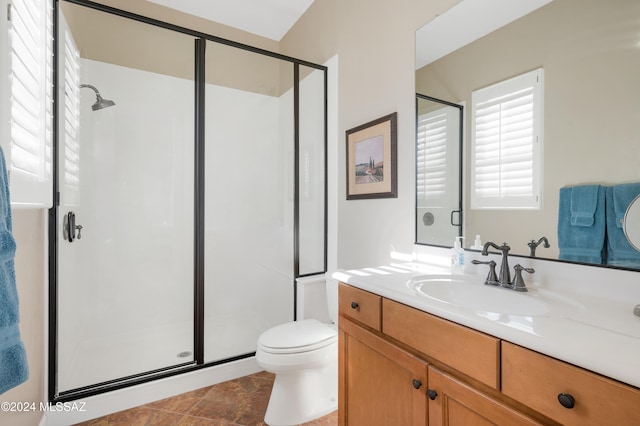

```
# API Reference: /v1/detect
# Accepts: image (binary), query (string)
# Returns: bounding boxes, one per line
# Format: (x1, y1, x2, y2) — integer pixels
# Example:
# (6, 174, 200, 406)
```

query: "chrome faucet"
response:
(471, 241, 535, 292)
(528, 236, 550, 257)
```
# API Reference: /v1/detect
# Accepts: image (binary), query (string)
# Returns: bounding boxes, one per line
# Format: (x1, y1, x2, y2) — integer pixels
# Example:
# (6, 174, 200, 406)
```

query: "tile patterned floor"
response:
(75, 371, 337, 426)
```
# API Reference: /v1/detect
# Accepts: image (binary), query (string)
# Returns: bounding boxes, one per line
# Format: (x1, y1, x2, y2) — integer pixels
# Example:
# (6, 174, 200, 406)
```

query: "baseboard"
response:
(44, 357, 260, 426)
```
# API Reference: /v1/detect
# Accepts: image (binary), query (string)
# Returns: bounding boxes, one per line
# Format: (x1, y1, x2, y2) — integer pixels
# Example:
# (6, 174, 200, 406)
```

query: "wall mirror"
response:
(415, 0, 640, 270)
(415, 94, 462, 246)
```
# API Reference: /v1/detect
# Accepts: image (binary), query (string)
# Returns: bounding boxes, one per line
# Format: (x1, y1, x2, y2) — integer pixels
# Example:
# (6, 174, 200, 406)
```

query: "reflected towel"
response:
(0, 146, 28, 395)
(606, 183, 640, 268)
(558, 185, 606, 264)
(570, 185, 599, 227)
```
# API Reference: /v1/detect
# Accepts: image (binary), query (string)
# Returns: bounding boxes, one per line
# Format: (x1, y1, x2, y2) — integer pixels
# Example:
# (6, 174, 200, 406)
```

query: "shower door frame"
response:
(49, 0, 328, 403)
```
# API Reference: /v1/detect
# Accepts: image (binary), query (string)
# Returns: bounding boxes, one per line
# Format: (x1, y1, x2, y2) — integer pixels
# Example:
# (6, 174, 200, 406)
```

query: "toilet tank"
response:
(296, 274, 337, 324)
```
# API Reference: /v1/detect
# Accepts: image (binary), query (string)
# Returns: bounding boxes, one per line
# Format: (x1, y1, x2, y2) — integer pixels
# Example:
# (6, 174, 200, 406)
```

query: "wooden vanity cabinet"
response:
(339, 317, 428, 426)
(338, 283, 640, 425)
(338, 284, 537, 425)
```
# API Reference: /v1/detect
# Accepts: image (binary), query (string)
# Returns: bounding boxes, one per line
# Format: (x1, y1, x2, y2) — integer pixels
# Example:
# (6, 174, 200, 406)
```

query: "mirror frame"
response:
(415, 93, 463, 247)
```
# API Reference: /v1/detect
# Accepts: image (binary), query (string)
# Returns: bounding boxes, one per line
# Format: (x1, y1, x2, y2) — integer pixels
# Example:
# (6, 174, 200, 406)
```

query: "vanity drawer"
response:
(382, 298, 500, 389)
(339, 283, 382, 331)
(502, 341, 640, 425)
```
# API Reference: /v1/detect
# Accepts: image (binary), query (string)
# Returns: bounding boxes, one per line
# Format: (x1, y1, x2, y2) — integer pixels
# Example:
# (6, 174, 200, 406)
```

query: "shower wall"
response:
(203, 82, 293, 362)
(58, 54, 323, 391)
(58, 58, 195, 391)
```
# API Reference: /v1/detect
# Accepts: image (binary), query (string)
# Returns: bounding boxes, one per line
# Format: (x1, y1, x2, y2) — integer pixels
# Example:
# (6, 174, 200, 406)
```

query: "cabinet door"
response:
(428, 366, 541, 426)
(339, 318, 428, 426)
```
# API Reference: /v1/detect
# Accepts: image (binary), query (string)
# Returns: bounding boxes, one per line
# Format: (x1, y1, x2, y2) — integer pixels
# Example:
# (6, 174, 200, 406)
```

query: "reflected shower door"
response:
(56, 3, 195, 393)
(416, 95, 462, 246)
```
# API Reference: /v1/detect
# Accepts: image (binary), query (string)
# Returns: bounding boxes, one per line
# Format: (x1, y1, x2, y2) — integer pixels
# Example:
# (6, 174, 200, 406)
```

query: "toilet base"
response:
(263, 358, 337, 426)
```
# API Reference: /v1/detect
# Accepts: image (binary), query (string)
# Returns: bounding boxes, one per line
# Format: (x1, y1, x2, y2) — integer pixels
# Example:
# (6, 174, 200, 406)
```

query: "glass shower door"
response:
(203, 41, 295, 362)
(56, 3, 196, 393)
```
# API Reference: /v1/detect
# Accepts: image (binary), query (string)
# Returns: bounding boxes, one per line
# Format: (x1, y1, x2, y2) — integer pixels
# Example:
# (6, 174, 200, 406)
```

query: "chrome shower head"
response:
(80, 84, 116, 111)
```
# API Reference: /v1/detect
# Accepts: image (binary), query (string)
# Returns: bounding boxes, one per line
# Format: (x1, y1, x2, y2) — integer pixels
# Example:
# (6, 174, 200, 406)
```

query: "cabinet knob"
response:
(350, 301, 359, 309)
(412, 379, 422, 390)
(427, 389, 438, 400)
(557, 393, 575, 409)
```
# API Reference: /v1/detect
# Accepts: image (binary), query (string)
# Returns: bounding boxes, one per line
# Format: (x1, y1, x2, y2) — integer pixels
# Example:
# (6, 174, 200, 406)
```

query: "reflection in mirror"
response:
(606, 183, 640, 268)
(415, 0, 640, 270)
(624, 195, 640, 253)
(415, 94, 462, 246)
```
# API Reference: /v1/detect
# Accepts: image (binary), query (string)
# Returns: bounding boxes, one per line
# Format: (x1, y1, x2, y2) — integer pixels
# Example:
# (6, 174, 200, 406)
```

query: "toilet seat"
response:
(258, 319, 337, 354)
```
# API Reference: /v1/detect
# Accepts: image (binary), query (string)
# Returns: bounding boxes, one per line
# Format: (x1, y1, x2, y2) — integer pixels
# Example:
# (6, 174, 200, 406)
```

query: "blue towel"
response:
(557, 185, 606, 264)
(570, 185, 599, 227)
(605, 183, 640, 268)
(0, 146, 28, 395)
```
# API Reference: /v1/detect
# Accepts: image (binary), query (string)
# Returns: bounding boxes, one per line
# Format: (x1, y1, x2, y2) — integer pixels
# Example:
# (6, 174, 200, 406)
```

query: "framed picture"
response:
(346, 112, 397, 200)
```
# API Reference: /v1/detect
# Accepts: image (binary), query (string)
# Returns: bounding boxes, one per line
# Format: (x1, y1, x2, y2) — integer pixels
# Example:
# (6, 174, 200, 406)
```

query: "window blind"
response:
(8, 0, 53, 207)
(471, 68, 543, 210)
(63, 28, 80, 195)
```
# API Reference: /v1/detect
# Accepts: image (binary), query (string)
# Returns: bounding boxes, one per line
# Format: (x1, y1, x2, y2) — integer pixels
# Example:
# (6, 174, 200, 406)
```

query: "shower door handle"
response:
(65, 211, 83, 242)
(450, 210, 462, 227)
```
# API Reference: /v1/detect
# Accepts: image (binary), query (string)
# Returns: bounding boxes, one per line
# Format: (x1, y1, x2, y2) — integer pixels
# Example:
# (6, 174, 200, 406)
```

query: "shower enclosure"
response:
(50, 1, 327, 401)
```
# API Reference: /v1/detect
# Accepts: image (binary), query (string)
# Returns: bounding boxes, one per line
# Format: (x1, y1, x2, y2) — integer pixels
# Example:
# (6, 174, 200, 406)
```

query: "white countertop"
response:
(333, 260, 640, 389)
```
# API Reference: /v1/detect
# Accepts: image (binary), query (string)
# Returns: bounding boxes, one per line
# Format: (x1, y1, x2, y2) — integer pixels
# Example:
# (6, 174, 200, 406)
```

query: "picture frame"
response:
(346, 112, 397, 200)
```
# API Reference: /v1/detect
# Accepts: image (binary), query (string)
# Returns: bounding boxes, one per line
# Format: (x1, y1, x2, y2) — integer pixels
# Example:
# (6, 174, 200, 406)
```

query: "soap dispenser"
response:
(451, 236, 465, 274)
(471, 235, 483, 250)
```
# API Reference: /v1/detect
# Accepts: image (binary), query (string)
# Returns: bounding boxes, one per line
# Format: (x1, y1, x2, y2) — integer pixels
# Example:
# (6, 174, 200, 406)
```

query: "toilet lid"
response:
(258, 319, 337, 352)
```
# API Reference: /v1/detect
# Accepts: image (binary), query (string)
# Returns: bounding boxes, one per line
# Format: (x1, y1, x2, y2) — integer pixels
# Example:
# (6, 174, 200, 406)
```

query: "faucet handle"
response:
(512, 264, 534, 292)
(471, 260, 499, 286)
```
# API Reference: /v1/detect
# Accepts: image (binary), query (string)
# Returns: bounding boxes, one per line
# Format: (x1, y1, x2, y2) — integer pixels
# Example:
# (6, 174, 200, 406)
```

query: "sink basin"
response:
(407, 275, 579, 317)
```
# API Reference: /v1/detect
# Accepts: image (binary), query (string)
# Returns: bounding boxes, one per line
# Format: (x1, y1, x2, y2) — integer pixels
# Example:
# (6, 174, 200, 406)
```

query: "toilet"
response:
(256, 276, 338, 426)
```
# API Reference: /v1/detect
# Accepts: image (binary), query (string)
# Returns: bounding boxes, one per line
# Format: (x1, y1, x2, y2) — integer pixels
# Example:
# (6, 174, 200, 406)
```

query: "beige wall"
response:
(416, 0, 640, 258)
(0, 210, 46, 426)
(280, 0, 459, 268)
(67, 1, 284, 96)
(94, 0, 279, 51)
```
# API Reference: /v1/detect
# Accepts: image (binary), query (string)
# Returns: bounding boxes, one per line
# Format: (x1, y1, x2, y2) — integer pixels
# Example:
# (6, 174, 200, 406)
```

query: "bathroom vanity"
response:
(336, 267, 640, 425)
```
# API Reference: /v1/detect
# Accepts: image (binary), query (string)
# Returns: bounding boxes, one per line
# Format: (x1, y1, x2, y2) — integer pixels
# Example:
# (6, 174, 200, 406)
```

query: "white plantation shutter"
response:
(6, 0, 53, 207)
(417, 110, 448, 203)
(62, 26, 80, 197)
(471, 68, 543, 210)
